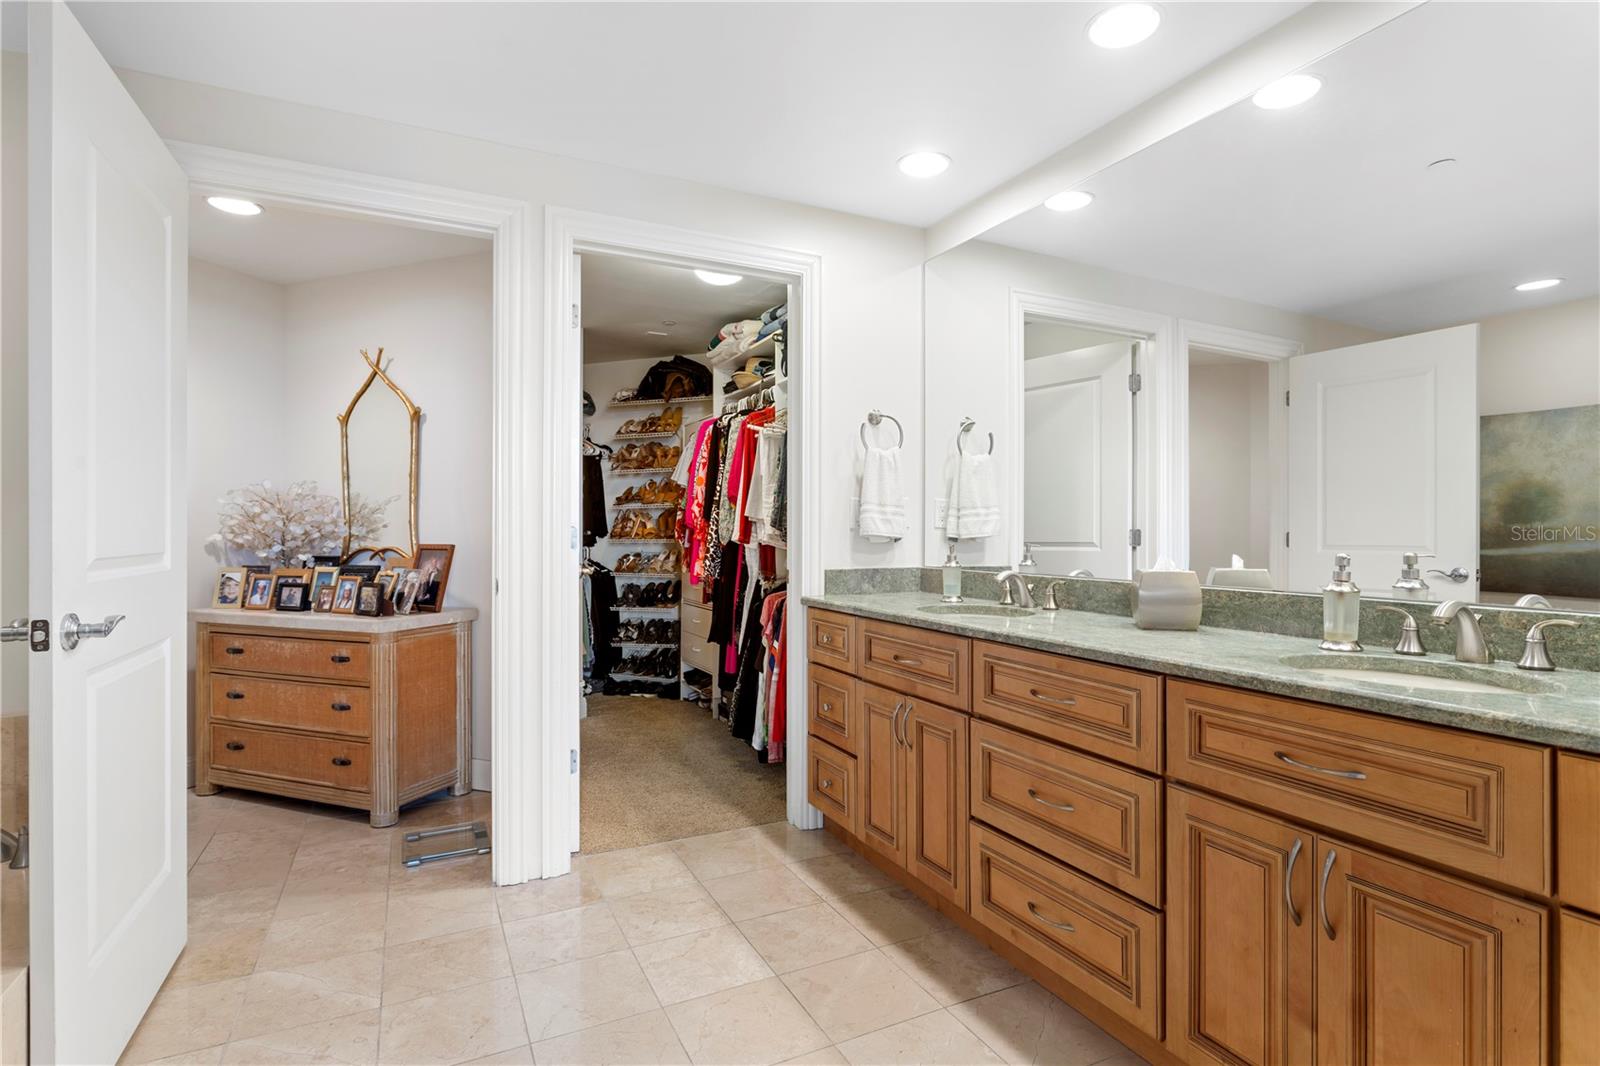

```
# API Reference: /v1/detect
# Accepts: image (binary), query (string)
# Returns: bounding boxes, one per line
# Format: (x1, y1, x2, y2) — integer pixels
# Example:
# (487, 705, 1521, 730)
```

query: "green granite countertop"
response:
(803, 591, 1600, 754)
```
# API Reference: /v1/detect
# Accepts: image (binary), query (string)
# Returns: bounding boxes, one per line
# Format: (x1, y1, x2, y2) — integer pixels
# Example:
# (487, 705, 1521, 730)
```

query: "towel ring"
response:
(957, 417, 994, 456)
(861, 409, 905, 448)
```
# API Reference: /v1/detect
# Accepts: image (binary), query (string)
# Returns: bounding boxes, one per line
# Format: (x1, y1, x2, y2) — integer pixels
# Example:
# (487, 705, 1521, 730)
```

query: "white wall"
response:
(1188, 360, 1270, 577)
(1477, 296, 1600, 416)
(119, 69, 928, 573)
(1, 50, 27, 718)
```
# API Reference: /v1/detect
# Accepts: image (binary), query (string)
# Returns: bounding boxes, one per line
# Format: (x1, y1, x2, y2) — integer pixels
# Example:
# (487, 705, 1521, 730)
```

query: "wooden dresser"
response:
(190, 607, 476, 826)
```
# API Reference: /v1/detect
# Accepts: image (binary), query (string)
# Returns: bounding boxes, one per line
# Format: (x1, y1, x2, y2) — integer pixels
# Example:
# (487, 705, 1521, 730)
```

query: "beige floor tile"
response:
(120, 976, 251, 1063)
(217, 797, 313, 833)
(825, 887, 948, 947)
(880, 929, 1026, 1006)
(779, 950, 939, 1045)
(515, 949, 661, 1042)
(668, 826, 788, 881)
(501, 901, 628, 973)
(460, 1046, 535, 1065)
(609, 882, 729, 947)
(230, 951, 383, 1041)
(664, 977, 829, 1066)
(701, 865, 820, 922)
(786, 854, 893, 901)
(189, 853, 294, 900)
(836, 1009, 1005, 1066)
(164, 921, 270, 989)
(577, 843, 696, 900)
(378, 976, 529, 1065)
(947, 982, 1134, 1066)
(737, 904, 873, 975)
(529, 1009, 689, 1066)
(256, 903, 388, 970)
(143, 1046, 225, 1065)
(385, 888, 499, 947)
(198, 826, 305, 866)
(495, 870, 603, 924)
(290, 834, 394, 876)
(632, 924, 774, 1006)
(276, 869, 388, 922)
(776, 1048, 849, 1066)
(190, 885, 284, 931)
(383, 925, 513, 1005)
(752, 823, 851, 864)
(221, 1008, 380, 1064)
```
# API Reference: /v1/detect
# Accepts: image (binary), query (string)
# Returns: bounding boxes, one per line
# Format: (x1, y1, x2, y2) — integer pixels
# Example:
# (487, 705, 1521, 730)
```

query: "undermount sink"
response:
(918, 603, 1035, 618)
(1279, 654, 1559, 696)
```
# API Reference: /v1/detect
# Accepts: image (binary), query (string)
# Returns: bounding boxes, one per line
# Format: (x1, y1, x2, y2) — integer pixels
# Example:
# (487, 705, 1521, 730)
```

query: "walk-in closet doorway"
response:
(546, 209, 825, 876)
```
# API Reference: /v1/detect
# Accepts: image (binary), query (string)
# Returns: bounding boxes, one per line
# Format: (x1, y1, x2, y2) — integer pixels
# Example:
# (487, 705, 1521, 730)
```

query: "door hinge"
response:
(571, 303, 579, 329)
(1285, 531, 1291, 548)
(1284, 389, 1291, 406)
(1128, 372, 1142, 394)
(570, 749, 578, 774)
(1129, 528, 1143, 548)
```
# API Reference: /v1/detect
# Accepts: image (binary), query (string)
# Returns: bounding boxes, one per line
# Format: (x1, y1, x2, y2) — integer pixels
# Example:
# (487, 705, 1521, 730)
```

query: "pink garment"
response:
(681, 420, 714, 585)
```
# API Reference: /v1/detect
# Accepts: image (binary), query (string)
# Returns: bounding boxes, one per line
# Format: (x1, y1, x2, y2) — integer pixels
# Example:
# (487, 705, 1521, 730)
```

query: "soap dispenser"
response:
(1391, 552, 1431, 601)
(941, 540, 964, 603)
(1321, 553, 1362, 652)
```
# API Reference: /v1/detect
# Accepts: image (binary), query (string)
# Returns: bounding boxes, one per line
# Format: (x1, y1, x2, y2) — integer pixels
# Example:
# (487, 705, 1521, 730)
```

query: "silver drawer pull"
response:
(820, 778, 833, 790)
(1026, 901, 1075, 933)
(1284, 838, 1304, 927)
(818, 634, 832, 645)
(1319, 848, 1338, 940)
(821, 703, 833, 713)
(1027, 788, 1075, 813)
(1028, 688, 1077, 707)
(891, 653, 923, 667)
(1274, 751, 1367, 781)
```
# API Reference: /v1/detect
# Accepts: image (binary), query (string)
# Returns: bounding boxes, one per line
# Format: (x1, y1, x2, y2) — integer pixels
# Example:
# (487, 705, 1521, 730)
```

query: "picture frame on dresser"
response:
(212, 567, 246, 608)
(273, 581, 312, 612)
(310, 566, 340, 602)
(242, 572, 275, 610)
(314, 585, 337, 613)
(355, 582, 383, 616)
(332, 575, 361, 614)
(409, 543, 455, 613)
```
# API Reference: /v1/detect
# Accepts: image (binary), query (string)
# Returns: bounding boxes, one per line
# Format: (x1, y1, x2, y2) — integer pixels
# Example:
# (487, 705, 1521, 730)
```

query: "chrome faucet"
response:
(1517, 618, 1579, 671)
(1430, 600, 1492, 664)
(995, 570, 1036, 609)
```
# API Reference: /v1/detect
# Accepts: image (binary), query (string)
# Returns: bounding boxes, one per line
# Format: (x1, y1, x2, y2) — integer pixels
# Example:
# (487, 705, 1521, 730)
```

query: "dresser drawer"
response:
(970, 720, 1162, 906)
(860, 619, 970, 711)
(969, 823, 1162, 1040)
(974, 642, 1160, 771)
(682, 601, 713, 639)
(210, 723, 371, 793)
(807, 736, 859, 837)
(1558, 752, 1600, 913)
(1167, 679, 1551, 894)
(682, 635, 718, 674)
(209, 675, 371, 738)
(807, 609, 858, 672)
(209, 631, 371, 683)
(808, 664, 861, 755)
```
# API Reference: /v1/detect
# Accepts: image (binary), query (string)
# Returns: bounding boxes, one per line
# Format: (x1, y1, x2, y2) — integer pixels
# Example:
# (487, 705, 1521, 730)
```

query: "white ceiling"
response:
(581, 255, 786, 365)
(71, 1, 1305, 228)
(981, 1, 1600, 334)
(189, 195, 486, 284)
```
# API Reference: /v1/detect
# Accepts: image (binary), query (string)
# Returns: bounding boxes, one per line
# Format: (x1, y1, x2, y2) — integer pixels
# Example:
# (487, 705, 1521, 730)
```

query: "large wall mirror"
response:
(924, 1, 1599, 613)
(338, 348, 421, 560)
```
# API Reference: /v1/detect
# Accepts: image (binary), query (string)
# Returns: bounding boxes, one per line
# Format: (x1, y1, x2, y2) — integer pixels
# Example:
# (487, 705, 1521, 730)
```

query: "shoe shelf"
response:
(609, 605, 679, 614)
(612, 572, 679, 581)
(608, 537, 677, 545)
(607, 671, 678, 682)
(609, 395, 713, 409)
(612, 430, 681, 441)
(608, 501, 679, 510)
(607, 466, 680, 477)
(611, 642, 678, 650)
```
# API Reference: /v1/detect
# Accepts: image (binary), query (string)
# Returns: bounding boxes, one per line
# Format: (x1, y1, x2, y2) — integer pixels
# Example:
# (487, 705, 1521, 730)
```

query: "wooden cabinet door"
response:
(1315, 838, 1548, 1066)
(858, 682, 907, 868)
(904, 699, 969, 907)
(1166, 786, 1315, 1066)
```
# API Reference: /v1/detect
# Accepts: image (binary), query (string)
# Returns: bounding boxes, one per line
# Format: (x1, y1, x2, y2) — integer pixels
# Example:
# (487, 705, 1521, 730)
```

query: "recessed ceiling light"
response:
(1514, 278, 1563, 292)
(1252, 74, 1322, 110)
(693, 269, 743, 287)
(206, 196, 263, 216)
(1087, 4, 1161, 49)
(1044, 190, 1095, 212)
(897, 151, 951, 178)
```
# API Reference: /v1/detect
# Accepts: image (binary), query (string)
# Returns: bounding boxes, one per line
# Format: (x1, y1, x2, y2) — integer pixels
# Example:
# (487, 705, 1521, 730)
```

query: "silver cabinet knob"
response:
(60, 612, 125, 651)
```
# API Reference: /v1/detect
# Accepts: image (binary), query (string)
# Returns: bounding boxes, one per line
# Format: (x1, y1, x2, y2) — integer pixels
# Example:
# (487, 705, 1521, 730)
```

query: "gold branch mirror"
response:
(338, 348, 420, 560)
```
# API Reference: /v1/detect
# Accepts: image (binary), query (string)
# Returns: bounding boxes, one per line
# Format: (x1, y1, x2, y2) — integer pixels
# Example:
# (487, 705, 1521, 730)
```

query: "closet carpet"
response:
(581, 695, 787, 853)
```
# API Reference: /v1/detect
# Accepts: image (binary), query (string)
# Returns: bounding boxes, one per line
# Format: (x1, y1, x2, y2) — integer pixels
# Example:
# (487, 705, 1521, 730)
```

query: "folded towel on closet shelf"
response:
(756, 315, 786, 340)
(858, 446, 909, 542)
(946, 452, 1000, 539)
(760, 303, 787, 325)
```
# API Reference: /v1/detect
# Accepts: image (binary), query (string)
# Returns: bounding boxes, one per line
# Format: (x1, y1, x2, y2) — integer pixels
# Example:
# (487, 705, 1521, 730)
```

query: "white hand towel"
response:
(858, 446, 908, 542)
(947, 453, 1000, 539)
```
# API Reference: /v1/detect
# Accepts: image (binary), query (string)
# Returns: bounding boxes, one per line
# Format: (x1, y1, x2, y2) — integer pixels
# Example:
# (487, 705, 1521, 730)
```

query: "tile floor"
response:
(123, 788, 1148, 1066)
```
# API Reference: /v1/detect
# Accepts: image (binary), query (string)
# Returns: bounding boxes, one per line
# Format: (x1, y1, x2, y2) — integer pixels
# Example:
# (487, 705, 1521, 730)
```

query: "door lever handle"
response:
(60, 612, 125, 651)
(1, 618, 28, 644)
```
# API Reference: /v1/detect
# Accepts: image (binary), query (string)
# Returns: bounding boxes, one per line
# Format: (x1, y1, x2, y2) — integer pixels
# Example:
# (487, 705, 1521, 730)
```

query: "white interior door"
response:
(28, 5, 189, 1062)
(570, 250, 582, 855)
(1022, 342, 1134, 578)
(1286, 324, 1478, 599)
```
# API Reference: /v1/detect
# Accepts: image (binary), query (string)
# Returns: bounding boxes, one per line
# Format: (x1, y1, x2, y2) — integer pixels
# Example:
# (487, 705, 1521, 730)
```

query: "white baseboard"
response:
(471, 758, 492, 792)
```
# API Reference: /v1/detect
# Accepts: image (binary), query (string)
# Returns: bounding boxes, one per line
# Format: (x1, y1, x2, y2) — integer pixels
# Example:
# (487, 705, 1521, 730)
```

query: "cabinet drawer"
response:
(210, 723, 371, 793)
(209, 675, 371, 738)
(973, 641, 1161, 772)
(807, 609, 858, 672)
(209, 631, 370, 683)
(1560, 908, 1600, 1066)
(969, 823, 1163, 1040)
(808, 665, 861, 755)
(682, 635, 718, 674)
(682, 601, 713, 639)
(860, 619, 970, 711)
(1558, 752, 1600, 913)
(1168, 679, 1551, 894)
(970, 720, 1162, 906)
(807, 737, 859, 837)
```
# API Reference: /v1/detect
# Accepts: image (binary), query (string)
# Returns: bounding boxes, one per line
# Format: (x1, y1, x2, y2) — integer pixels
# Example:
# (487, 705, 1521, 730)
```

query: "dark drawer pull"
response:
(890, 653, 923, 667)
(224, 646, 245, 655)
(331, 757, 352, 767)
(225, 741, 245, 751)
(225, 691, 245, 701)
(331, 702, 352, 712)
(330, 654, 352, 664)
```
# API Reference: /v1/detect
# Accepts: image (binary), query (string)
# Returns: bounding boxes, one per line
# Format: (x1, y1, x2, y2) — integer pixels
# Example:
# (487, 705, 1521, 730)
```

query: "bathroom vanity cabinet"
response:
(805, 605, 1594, 1066)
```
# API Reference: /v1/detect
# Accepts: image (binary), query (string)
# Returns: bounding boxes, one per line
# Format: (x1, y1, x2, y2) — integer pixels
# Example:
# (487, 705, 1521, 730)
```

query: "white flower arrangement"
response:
(208, 480, 391, 567)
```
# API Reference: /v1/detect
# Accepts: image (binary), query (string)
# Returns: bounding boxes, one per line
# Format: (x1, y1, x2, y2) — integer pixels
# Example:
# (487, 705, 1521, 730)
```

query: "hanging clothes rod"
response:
(957, 416, 994, 456)
(860, 409, 905, 448)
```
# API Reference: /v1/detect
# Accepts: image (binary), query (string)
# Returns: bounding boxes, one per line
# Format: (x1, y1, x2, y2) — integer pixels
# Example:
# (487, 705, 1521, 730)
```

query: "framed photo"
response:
(339, 564, 381, 582)
(275, 567, 313, 587)
(314, 585, 337, 613)
(273, 580, 311, 612)
(243, 572, 276, 610)
(310, 554, 343, 569)
(395, 569, 424, 615)
(311, 566, 340, 602)
(409, 543, 455, 613)
(355, 582, 383, 617)
(212, 567, 247, 608)
(332, 574, 362, 615)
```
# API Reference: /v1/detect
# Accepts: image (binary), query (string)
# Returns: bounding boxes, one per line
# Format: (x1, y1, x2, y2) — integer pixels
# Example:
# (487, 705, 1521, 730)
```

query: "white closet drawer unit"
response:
(682, 601, 713, 639)
(683, 635, 718, 673)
